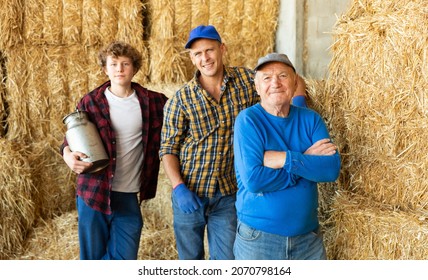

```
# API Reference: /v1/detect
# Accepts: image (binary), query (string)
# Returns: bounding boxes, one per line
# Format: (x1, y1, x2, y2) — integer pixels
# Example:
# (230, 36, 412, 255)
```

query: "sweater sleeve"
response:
(234, 111, 299, 193)
(284, 150, 341, 182)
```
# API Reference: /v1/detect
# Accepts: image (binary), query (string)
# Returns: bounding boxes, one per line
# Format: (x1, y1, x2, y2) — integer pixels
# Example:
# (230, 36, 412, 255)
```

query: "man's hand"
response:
(63, 146, 93, 174)
(304, 138, 337, 156)
(173, 183, 203, 214)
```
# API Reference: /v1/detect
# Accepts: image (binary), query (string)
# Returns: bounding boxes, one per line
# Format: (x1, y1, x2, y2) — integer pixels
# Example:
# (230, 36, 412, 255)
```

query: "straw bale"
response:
(0, 139, 36, 259)
(43, 0, 63, 45)
(117, 0, 149, 81)
(27, 140, 76, 220)
(149, 39, 189, 83)
(148, 0, 188, 83)
(46, 47, 69, 141)
(145, 82, 181, 99)
(324, 191, 428, 260)
(327, 0, 428, 210)
(26, 46, 50, 142)
(174, 0, 193, 79)
(64, 45, 90, 111)
(3, 47, 31, 141)
(62, 0, 83, 45)
(139, 167, 177, 260)
(100, 0, 119, 45)
(0, 0, 24, 49)
(174, 0, 192, 42)
(191, 0, 209, 27)
(82, 0, 102, 46)
(18, 212, 79, 260)
(209, 0, 225, 35)
(223, 0, 244, 66)
(241, 0, 279, 69)
(87, 46, 106, 91)
(23, 0, 45, 45)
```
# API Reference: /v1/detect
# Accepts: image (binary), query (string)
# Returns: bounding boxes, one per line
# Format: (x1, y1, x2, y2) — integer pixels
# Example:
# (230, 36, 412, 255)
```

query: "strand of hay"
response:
(191, 0, 209, 27)
(23, 0, 45, 45)
(62, 0, 82, 45)
(82, 0, 102, 46)
(0, 0, 24, 49)
(43, 0, 63, 45)
(324, 190, 428, 260)
(327, 0, 428, 210)
(0, 51, 6, 137)
(0, 139, 36, 259)
(100, 0, 119, 46)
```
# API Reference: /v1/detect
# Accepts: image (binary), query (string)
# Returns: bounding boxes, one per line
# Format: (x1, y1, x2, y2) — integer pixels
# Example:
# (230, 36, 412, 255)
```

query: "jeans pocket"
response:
(236, 221, 260, 241)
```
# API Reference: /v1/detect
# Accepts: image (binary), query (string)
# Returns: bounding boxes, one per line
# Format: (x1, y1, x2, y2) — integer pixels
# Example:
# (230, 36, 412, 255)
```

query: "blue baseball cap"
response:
(185, 25, 222, 49)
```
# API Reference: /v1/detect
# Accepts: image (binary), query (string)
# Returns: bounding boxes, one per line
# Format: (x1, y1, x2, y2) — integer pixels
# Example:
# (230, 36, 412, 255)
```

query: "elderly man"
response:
(233, 53, 341, 260)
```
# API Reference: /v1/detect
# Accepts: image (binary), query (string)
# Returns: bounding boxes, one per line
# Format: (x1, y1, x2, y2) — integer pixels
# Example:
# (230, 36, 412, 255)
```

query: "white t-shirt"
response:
(105, 88, 143, 193)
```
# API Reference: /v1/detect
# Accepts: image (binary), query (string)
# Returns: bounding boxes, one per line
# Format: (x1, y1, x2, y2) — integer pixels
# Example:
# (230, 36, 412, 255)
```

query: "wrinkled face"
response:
(189, 39, 225, 78)
(103, 55, 135, 87)
(255, 62, 297, 108)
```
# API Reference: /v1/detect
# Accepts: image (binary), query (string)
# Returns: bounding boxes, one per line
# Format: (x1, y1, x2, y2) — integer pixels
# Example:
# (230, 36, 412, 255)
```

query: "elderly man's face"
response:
(255, 62, 297, 110)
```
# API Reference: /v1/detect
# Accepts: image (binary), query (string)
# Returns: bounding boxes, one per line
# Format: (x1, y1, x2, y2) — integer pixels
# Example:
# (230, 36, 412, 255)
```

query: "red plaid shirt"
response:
(61, 81, 167, 214)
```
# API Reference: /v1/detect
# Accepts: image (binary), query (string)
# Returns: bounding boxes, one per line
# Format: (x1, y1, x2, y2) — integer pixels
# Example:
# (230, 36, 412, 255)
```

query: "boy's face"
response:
(103, 56, 135, 87)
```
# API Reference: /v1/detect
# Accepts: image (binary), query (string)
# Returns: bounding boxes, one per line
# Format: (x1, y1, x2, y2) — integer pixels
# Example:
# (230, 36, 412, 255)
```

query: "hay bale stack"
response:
(319, 0, 428, 259)
(328, 0, 428, 210)
(324, 191, 428, 260)
(0, 140, 36, 259)
(147, 0, 279, 84)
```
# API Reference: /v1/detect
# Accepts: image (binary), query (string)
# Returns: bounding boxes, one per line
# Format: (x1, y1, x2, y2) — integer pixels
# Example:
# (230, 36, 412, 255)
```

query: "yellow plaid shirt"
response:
(160, 66, 259, 197)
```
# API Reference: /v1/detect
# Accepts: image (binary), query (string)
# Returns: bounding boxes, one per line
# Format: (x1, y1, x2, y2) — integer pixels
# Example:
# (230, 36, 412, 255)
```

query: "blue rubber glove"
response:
(291, 95, 307, 108)
(173, 183, 203, 214)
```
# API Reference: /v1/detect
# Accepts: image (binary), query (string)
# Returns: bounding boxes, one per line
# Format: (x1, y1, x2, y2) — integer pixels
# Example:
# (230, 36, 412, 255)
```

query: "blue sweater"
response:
(233, 104, 341, 236)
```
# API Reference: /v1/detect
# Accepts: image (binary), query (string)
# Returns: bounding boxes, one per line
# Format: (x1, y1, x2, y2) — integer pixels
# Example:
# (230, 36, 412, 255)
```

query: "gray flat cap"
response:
(254, 53, 295, 72)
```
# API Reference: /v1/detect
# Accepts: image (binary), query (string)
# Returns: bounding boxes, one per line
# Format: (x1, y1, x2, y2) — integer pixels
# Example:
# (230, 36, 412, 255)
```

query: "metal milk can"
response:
(62, 110, 109, 173)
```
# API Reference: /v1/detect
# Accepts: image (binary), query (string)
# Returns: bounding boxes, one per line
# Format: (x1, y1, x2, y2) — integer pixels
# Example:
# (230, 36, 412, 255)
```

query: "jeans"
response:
(234, 221, 326, 260)
(77, 192, 143, 260)
(172, 189, 237, 260)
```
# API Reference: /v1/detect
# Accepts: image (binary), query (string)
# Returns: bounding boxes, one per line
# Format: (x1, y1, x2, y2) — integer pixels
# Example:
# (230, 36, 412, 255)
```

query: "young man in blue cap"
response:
(159, 25, 260, 260)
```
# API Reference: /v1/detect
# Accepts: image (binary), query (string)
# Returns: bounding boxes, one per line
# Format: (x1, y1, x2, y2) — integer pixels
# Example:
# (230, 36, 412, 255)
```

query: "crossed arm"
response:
(263, 138, 338, 169)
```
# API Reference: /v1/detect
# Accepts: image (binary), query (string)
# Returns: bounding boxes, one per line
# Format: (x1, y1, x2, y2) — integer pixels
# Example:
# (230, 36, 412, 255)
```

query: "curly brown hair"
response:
(98, 41, 142, 73)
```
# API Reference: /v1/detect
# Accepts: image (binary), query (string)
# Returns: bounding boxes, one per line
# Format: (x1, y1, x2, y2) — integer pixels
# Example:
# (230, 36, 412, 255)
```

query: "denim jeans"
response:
(234, 221, 326, 260)
(77, 192, 143, 260)
(172, 189, 237, 260)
